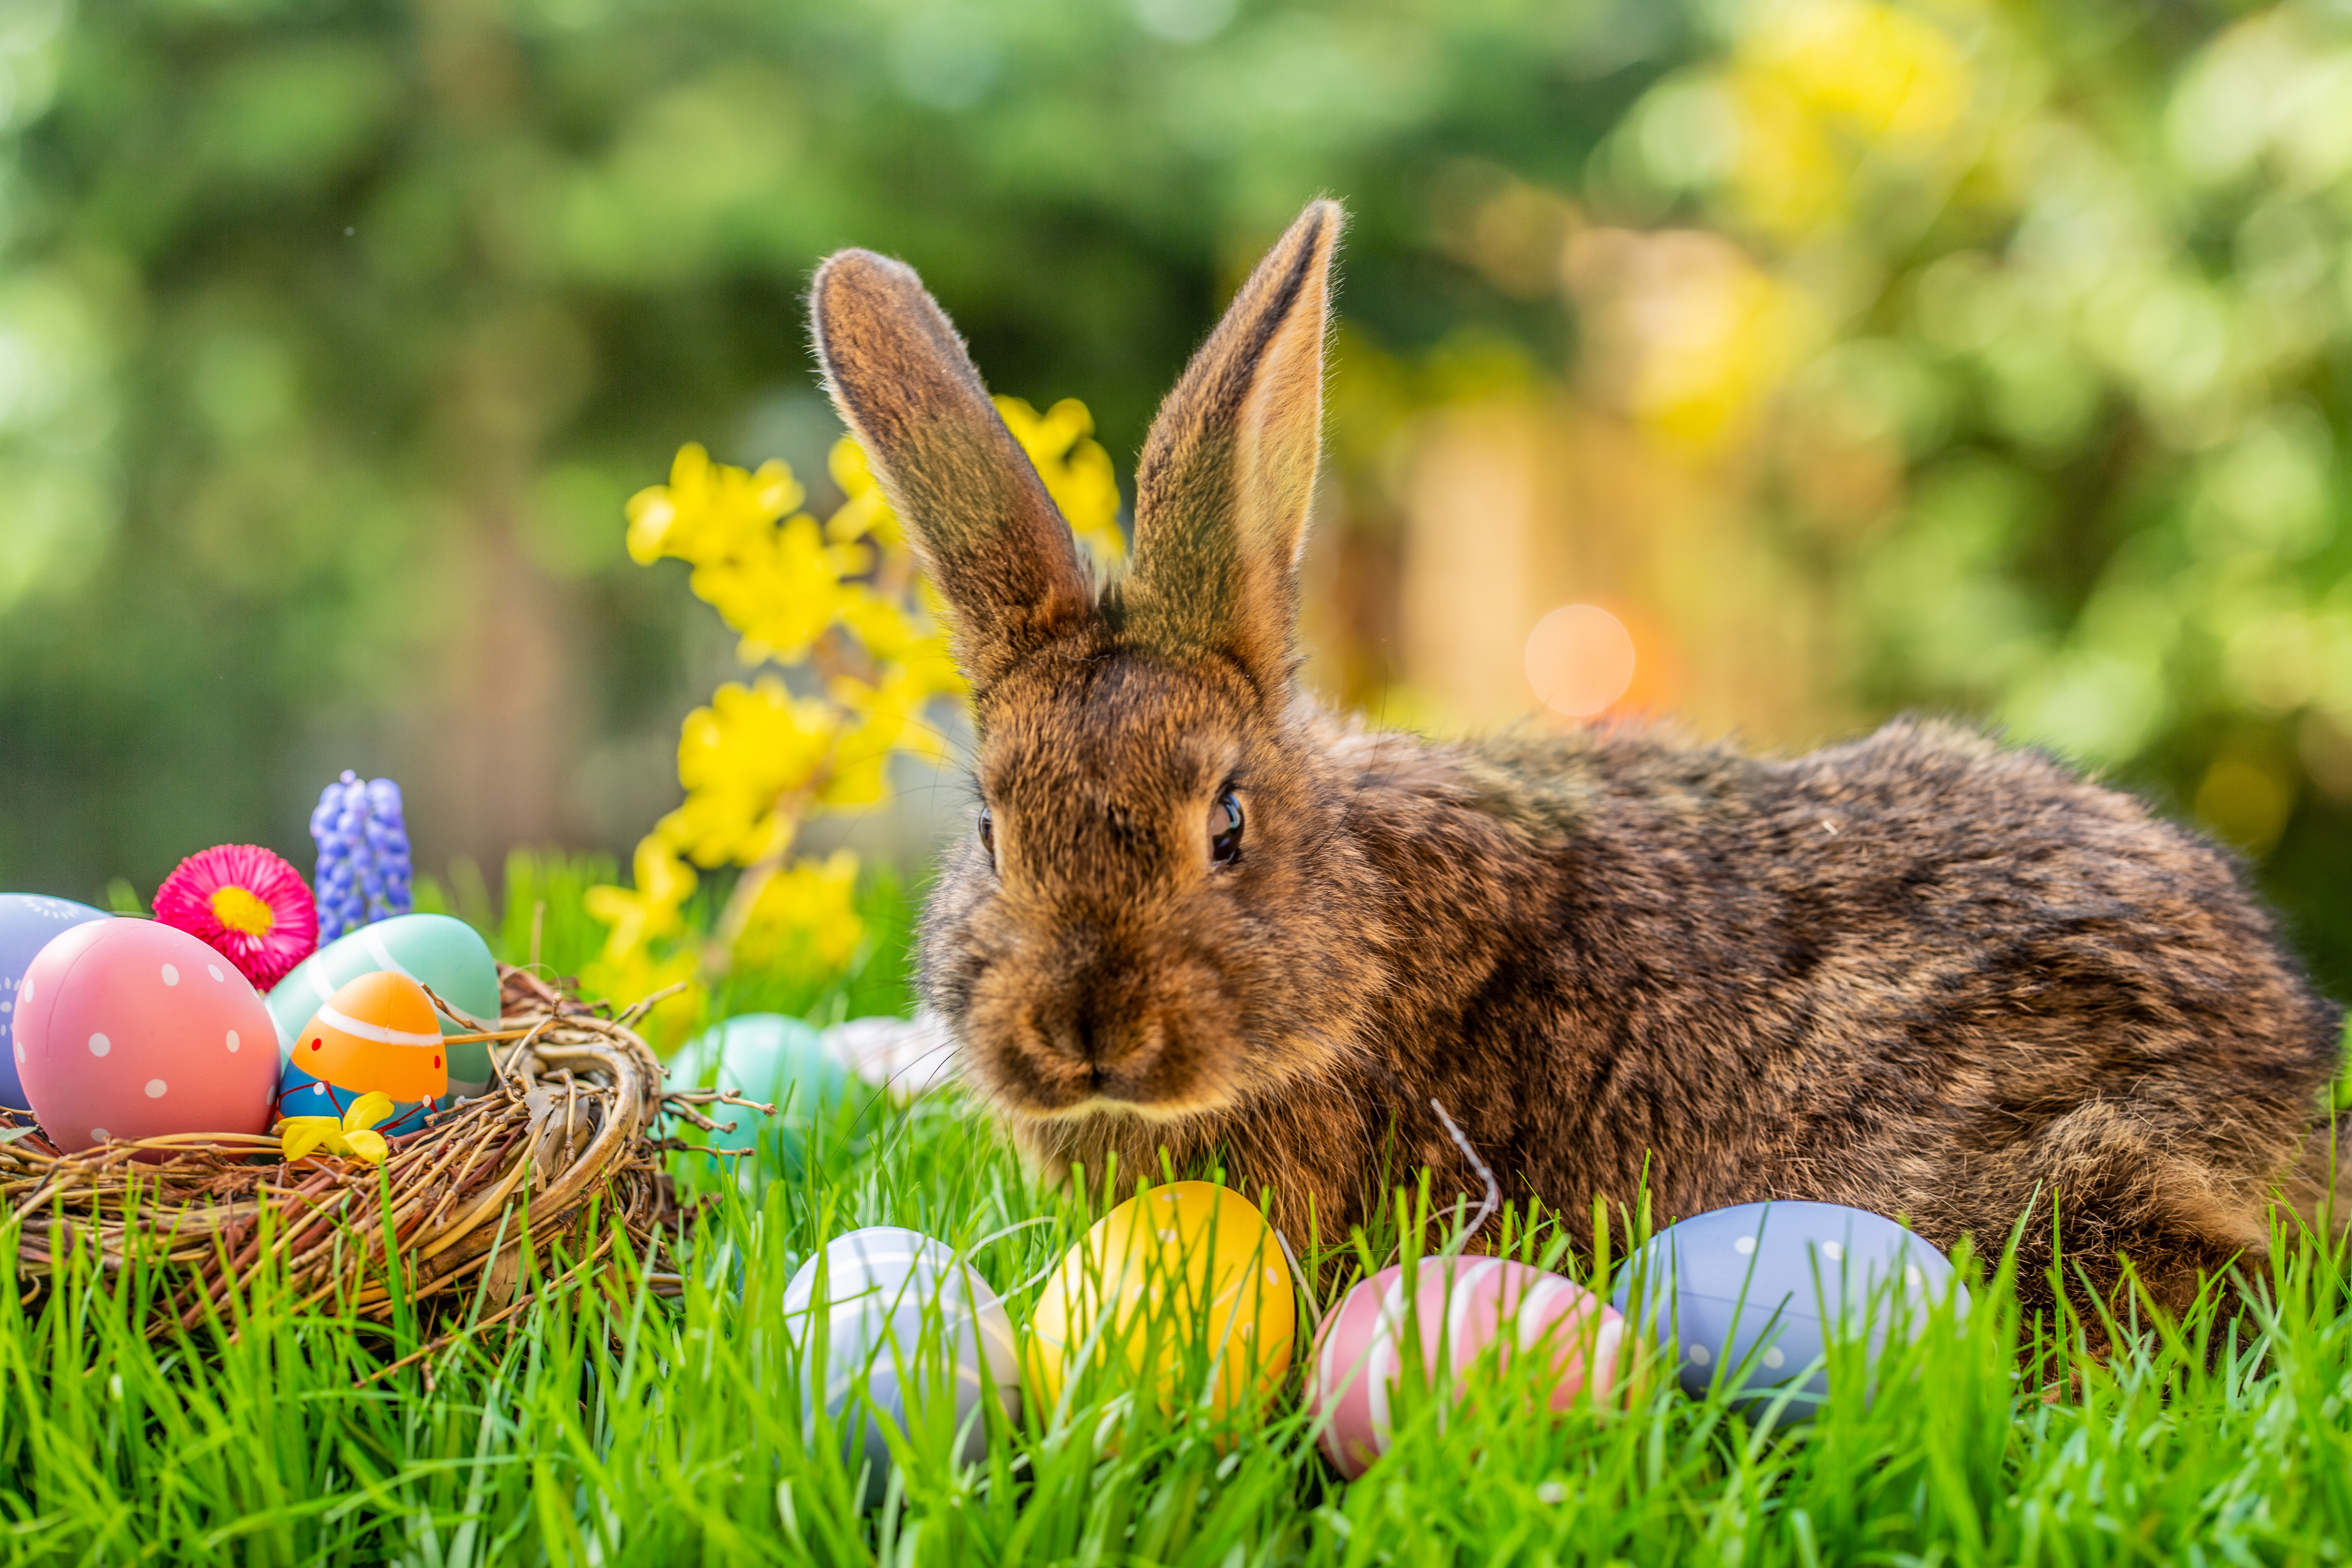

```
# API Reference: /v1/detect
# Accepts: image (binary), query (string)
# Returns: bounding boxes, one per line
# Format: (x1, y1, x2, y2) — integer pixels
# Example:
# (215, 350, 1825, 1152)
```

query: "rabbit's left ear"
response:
(812, 248, 1098, 694)
(1120, 199, 1343, 698)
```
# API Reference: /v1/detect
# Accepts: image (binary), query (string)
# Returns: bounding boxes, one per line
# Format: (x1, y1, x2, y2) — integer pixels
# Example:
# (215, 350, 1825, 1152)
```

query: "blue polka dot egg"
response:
(1611, 1200, 1965, 1425)
(0, 895, 110, 1112)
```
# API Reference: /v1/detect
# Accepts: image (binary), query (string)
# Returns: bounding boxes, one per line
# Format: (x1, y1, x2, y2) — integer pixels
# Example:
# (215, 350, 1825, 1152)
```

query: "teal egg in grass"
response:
(783, 1227, 1020, 1510)
(665, 1013, 864, 1173)
(265, 915, 501, 1101)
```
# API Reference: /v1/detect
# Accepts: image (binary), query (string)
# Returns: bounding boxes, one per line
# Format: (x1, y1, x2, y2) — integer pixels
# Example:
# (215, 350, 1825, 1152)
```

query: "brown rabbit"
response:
(810, 198, 2344, 1325)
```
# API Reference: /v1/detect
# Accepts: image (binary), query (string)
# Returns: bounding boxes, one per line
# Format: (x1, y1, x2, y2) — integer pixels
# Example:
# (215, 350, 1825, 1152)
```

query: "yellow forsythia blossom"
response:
(584, 835, 698, 961)
(730, 849, 864, 975)
(663, 677, 842, 868)
(592, 395, 1120, 989)
(581, 940, 705, 1054)
(995, 396, 1125, 565)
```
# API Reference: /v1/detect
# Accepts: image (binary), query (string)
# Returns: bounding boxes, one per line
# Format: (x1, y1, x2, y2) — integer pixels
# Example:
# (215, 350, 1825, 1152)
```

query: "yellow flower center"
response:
(211, 884, 276, 938)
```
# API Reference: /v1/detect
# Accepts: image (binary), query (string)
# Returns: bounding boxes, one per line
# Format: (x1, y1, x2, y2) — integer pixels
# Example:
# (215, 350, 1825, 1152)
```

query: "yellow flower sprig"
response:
(280, 1091, 397, 1165)
(589, 394, 1123, 1020)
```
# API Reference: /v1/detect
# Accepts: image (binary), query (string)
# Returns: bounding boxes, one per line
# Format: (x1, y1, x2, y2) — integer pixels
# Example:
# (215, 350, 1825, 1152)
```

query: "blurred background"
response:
(5, 0, 2352, 993)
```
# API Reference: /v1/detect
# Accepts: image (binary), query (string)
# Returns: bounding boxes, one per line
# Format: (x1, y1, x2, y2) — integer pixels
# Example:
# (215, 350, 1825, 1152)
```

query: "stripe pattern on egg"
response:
(782, 1226, 1020, 1510)
(265, 914, 500, 1100)
(1306, 1256, 1631, 1479)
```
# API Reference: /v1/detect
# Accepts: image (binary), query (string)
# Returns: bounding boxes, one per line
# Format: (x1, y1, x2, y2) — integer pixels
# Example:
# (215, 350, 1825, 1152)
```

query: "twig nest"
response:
(1306, 1257, 1632, 1479)
(1611, 1200, 1964, 1426)
(1026, 1181, 1294, 1433)
(4, 964, 679, 1339)
(13, 918, 278, 1153)
(782, 1227, 1020, 1509)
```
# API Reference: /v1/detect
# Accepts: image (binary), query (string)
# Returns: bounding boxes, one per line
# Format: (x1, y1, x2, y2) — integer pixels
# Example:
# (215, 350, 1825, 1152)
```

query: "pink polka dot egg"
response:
(1304, 1256, 1635, 1479)
(11, 918, 280, 1154)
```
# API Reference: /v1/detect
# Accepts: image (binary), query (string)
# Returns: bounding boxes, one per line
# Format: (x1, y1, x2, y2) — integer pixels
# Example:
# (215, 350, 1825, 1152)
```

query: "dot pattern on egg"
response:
(1612, 1200, 1967, 1428)
(274, 970, 449, 1136)
(0, 894, 109, 1112)
(12, 917, 278, 1152)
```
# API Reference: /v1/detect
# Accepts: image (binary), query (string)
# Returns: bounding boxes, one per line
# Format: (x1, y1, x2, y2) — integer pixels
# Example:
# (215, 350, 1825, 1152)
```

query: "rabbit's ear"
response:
(1120, 199, 1343, 696)
(811, 249, 1097, 691)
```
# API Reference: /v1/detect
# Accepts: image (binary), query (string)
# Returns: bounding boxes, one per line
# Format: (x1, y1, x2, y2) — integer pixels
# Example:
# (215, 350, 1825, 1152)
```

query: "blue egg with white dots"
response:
(1611, 1201, 1964, 1425)
(0, 895, 111, 1112)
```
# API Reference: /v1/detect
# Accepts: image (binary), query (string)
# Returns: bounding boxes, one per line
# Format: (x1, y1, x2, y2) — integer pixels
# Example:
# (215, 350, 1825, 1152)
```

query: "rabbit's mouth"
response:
(963, 982, 1247, 1124)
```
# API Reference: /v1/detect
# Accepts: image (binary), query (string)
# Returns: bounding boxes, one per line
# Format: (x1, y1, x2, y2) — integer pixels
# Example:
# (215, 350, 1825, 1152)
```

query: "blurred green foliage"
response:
(0, 0, 1657, 888)
(3, 0, 2352, 995)
(415, 846, 918, 1028)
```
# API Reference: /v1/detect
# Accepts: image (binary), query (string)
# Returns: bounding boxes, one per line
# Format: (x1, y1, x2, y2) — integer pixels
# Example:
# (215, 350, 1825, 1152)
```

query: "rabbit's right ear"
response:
(1119, 199, 1342, 700)
(811, 249, 1097, 692)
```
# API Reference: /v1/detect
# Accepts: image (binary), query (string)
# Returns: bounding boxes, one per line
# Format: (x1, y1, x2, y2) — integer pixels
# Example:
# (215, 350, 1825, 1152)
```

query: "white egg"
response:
(782, 1226, 1020, 1508)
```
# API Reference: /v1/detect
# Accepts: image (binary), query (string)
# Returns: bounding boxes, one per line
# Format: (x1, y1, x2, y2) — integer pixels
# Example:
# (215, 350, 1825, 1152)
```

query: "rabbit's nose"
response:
(1065, 996, 1107, 1067)
(1058, 993, 1135, 1084)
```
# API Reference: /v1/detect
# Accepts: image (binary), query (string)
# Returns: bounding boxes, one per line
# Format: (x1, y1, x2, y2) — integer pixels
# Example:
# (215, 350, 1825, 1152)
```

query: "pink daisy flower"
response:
(153, 844, 319, 990)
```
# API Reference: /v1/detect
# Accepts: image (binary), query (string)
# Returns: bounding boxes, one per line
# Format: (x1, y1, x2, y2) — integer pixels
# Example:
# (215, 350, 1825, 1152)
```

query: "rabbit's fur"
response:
(812, 200, 2343, 1321)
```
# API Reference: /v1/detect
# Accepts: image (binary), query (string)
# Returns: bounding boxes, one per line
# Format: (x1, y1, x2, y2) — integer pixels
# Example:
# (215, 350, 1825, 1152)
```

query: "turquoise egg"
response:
(266, 914, 500, 1100)
(666, 1013, 860, 1172)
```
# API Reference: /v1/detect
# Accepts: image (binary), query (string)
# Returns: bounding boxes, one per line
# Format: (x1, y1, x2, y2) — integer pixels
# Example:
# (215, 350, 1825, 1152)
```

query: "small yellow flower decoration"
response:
(280, 1091, 397, 1165)
(593, 395, 1123, 1011)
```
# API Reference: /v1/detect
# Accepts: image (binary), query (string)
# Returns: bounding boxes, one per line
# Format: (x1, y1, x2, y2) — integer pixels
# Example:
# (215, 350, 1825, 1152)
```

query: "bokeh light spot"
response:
(1526, 605, 1637, 717)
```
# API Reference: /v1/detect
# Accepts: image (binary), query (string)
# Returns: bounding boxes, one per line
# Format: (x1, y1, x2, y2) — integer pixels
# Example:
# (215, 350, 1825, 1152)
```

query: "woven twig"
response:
(1, 965, 699, 1335)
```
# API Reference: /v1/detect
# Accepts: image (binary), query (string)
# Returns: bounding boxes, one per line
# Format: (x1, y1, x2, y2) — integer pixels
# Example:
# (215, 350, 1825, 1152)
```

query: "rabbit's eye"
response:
(978, 805, 995, 864)
(1209, 790, 1243, 866)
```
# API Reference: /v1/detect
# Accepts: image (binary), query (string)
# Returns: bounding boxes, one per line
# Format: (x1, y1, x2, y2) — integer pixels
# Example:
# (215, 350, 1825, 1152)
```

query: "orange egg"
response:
(289, 971, 449, 1102)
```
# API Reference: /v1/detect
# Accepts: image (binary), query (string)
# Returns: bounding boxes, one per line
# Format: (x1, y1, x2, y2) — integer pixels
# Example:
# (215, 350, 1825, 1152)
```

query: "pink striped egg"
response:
(1305, 1256, 1631, 1478)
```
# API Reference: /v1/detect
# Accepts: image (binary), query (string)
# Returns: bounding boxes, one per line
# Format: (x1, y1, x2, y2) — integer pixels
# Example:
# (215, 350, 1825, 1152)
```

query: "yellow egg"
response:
(1027, 1181, 1295, 1430)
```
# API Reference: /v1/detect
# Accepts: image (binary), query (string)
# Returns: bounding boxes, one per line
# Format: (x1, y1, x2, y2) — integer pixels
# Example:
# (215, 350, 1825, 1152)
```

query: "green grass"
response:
(4, 860, 2350, 1564)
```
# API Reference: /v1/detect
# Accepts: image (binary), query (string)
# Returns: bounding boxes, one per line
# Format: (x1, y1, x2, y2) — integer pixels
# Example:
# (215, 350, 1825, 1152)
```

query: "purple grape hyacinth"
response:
(311, 771, 415, 942)
(363, 777, 412, 921)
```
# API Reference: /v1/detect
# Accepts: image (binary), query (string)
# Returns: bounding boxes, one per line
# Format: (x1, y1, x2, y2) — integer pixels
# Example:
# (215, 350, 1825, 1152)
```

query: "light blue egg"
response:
(0, 896, 110, 1112)
(266, 914, 500, 1102)
(1611, 1200, 1964, 1425)
(666, 1013, 860, 1171)
(782, 1227, 1020, 1509)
